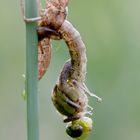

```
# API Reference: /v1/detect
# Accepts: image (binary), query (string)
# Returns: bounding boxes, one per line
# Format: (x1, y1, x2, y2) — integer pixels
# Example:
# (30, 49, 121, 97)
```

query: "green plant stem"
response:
(24, 0, 39, 140)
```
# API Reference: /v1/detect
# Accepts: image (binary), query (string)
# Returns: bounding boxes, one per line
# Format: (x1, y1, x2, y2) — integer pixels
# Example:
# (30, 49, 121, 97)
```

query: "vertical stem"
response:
(24, 0, 39, 140)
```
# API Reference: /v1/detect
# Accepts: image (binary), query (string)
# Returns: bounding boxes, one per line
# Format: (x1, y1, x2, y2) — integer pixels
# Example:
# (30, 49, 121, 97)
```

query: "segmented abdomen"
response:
(51, 20, 88, 122)
(52, 60, 88, 121)
(58, 20, 87, 83)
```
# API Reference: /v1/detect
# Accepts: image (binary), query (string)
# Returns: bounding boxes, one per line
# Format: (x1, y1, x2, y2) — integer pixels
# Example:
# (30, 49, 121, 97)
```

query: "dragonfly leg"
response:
(20, 0, 41, 22)
(85, 111, 93, 116)
(71, 79, 102, 101)
(37, 26, 61, 41)
(62, 93, 81, 109)
(63, 115, 80, 123)
(82, 83, 102, 101)
(87, 104, 93, 111)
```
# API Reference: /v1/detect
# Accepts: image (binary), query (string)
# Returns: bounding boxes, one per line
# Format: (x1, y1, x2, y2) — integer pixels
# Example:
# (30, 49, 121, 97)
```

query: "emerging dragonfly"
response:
(38, 18, 102, 140)
(21, 0, 102, 139)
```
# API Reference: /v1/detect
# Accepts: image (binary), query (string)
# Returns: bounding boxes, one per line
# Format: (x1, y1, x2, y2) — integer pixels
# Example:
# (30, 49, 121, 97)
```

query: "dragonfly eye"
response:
(66, 117, 93, 139)
(66, 123, 83, 138)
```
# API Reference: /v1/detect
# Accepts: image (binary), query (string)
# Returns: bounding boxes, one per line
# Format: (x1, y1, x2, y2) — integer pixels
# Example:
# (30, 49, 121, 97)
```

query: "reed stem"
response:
(24, 0, 39, 140)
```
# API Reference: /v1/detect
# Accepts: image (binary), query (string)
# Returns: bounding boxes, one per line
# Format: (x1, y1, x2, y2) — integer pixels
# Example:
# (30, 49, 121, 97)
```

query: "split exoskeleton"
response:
(22, 0, 102, 139)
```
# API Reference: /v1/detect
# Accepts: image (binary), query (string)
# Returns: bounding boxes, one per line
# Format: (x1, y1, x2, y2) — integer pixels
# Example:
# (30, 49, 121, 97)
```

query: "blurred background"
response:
(0, 0, 140, 140)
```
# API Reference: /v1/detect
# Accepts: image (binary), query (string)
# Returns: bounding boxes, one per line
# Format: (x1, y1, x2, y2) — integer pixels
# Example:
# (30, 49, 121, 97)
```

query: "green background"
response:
(0, 0, 140, 140)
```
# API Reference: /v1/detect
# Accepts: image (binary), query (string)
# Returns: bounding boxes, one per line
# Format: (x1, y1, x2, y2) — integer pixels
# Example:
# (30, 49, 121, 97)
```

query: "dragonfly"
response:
(21, 0, 102, 139)
(38, 19, 102, 139)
